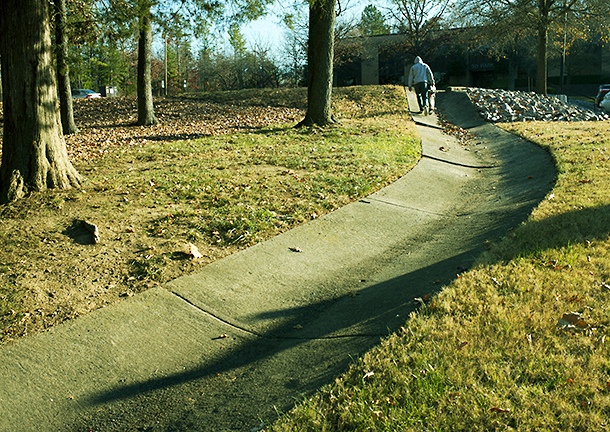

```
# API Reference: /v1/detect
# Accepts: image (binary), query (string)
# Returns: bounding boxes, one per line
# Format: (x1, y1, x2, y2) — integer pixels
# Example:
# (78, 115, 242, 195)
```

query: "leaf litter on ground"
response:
(0, 85, 420, 344)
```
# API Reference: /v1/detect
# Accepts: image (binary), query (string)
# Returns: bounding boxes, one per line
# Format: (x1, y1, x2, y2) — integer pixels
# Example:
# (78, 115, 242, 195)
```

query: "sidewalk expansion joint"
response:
(166, 288, 385, 341)
(413, 120, 444, 130)
(361, 198, 446, 216)
(422, 153, 497, 169)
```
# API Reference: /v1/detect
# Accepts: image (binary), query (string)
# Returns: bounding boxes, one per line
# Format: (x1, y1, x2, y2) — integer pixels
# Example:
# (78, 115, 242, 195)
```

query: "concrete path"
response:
(0, 89, 556, 432)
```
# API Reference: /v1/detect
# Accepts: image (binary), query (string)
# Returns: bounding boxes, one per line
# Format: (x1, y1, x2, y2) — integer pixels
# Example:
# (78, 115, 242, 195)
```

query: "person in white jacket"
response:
(408, 56, 435, 115)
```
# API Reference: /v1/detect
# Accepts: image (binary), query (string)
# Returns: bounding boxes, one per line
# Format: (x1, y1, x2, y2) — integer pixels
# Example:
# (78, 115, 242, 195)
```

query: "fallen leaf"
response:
(490, 407, 511, 413)
(188, 242, 203, 259)
(557, 312, 588, 330)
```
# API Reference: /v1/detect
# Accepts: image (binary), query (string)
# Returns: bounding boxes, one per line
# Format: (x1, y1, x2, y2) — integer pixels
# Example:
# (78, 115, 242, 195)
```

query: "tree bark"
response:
(298, 0, 336, 127)
(54, 0, 79, 135)
(507, 57, 518, 91)
(137, 0, 158, 126)
(0, 0, 83, 203)
(535, 0, 550, 95)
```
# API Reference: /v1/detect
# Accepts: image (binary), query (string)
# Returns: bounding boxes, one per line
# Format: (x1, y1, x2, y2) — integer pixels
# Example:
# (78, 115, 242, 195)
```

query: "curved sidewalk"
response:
(0, 89, 556, 432)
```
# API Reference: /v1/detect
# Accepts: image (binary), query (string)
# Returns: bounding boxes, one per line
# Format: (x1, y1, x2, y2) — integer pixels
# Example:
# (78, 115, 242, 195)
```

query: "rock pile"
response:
(466, 88, 609, 123)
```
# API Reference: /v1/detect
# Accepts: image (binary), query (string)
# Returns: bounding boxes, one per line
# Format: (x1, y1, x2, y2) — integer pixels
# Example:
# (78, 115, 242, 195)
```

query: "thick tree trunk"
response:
(298, 0, 336, 127)
(0, 0, 83, 203)
(137, 1, 158, 126)
(54, 0, 79, 135)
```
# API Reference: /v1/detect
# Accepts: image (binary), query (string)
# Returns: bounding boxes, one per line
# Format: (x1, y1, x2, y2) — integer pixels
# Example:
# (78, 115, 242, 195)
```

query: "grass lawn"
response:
(269, 120, 610, 431)
(0, 85, 420, 343)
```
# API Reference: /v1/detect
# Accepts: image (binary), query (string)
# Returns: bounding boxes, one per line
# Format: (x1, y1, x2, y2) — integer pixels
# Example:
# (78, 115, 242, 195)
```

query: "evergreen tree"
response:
(359, 4, 390, 36)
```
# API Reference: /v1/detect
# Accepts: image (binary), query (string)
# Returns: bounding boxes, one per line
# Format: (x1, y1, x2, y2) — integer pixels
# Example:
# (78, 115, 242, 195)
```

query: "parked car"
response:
(595, 84, 610, 107)
(600, 92, 610, 114)
(72, 89, 102, 99)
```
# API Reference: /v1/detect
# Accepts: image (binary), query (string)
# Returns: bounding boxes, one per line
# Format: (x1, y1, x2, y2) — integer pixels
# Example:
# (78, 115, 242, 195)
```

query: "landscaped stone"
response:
(466, 88, 609, 123)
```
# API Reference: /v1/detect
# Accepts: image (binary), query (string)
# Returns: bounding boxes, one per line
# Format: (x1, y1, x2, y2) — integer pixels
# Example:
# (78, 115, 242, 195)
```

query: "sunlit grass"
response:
(270, 121, 610, 431)
(0, 85, 420, 342)
(86, 86, 419, 249)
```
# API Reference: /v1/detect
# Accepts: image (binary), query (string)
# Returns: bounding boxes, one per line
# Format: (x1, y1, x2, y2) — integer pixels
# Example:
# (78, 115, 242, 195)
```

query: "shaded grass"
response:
(270, 121, 610, 431)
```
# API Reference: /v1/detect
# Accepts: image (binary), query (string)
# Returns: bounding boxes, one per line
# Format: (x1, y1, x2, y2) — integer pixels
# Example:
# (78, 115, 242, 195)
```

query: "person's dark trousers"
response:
(414, 81, 429, 111)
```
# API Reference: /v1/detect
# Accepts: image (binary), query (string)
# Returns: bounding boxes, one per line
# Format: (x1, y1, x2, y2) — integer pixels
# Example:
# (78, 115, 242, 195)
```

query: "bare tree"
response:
(137, 0, 159, 126)
(454, 0, 610, 94)
(298, 0, 336, 126)
(54, 0, 79, 135)
(390, 0, 451, 54)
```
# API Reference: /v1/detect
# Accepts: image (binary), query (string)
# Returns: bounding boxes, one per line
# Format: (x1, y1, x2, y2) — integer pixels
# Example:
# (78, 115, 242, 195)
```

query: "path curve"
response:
(0, 89, 556, 432)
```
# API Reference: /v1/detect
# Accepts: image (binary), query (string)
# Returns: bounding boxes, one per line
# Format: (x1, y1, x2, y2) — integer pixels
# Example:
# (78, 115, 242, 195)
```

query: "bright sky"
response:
(242, 12, 287, 56)
(240, 0, 382, 59)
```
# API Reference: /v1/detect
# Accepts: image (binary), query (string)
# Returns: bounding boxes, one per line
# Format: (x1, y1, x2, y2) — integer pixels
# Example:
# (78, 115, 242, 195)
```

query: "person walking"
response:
(408, 56, 435, 115)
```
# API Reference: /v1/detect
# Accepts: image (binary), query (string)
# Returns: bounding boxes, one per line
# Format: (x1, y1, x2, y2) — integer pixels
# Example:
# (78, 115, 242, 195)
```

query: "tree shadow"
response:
(65, 88, 563, 431)
(488, 203, 610, 263)
(71, 216, 516, 430)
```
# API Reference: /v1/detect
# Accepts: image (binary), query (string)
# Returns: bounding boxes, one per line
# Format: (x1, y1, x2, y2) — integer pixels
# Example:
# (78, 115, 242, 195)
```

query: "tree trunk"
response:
(298, 0, 336, 127)
(536, 0, 549, 95)
(54, 0, 79, 135)
(137, 0, 158, 126)
(0, 0, 83, 203)
(507, 57, 518, 91)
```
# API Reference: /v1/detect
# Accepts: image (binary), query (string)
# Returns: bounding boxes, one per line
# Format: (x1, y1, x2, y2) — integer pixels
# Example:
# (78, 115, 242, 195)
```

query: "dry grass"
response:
(270, 120, 610, 431)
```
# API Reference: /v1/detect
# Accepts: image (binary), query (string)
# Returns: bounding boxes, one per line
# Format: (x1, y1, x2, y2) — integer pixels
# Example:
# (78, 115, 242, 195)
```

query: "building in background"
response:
(334, 30, 610, 97)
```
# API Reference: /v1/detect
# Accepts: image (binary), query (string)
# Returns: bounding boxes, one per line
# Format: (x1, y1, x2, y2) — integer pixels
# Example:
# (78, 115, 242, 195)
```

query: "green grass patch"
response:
(270, 121, 610, 431)
(88, 86, 419, 249)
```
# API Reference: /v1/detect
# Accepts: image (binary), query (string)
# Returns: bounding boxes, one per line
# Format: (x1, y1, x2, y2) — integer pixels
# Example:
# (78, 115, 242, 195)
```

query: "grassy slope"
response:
(270, 121, 610, 431)
(0, 85, 420, 343)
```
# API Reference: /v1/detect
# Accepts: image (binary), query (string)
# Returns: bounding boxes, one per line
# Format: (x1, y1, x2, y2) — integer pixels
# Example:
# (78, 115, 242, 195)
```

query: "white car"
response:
(72, 89, 102, 99)
(600, 92, 610, 114)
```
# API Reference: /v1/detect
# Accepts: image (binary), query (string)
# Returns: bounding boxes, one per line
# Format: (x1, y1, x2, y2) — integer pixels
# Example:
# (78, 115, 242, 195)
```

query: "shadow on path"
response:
(58, 89, 558, 431)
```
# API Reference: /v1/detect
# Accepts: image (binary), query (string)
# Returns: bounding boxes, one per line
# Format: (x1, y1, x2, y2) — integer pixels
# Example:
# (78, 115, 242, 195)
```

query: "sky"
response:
(239, 0, 383, 59)
(241, 10, 288, 56)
